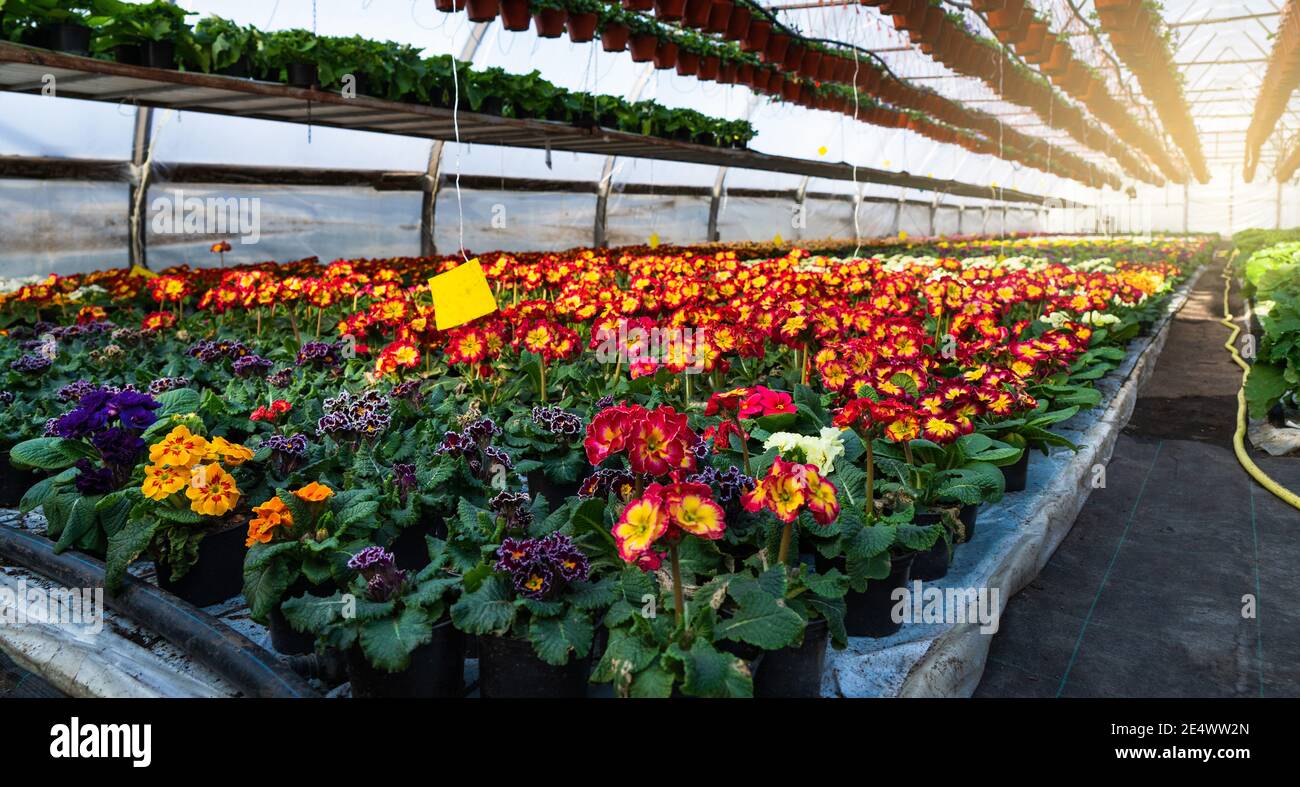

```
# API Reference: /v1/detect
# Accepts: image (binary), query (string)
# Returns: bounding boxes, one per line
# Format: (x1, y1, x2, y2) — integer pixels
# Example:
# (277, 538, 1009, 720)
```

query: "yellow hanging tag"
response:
(648, 233, 660, 249)
(429, 258, 498, 331)
(898, 231, 909, 241)
(817, 145, 828, 157)
(129, 265, 157, 279)
(773, 232, 784, 245)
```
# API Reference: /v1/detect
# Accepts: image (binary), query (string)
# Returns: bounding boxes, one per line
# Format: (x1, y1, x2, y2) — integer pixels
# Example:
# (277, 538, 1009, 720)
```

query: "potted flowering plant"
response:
(240, 480, 381, 654)
(451, 531, 612, 697)
(104, 416, 257, 606)
(282, 544, 466, 698)
(9, 384, 163, 557)
(89, 0, 198, 69)
(502, 404, 588, 510)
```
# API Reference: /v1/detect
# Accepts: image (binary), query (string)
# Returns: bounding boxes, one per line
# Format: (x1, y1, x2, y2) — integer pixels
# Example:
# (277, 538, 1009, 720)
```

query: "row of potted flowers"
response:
(886, 0, 1174, 186)
(1093, 0, 1208, 183)
(0, 236, 1210, 696)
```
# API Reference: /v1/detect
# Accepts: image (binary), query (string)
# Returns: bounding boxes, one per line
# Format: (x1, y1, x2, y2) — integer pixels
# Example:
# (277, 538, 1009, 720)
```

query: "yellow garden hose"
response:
(1219, 252, 1300, 511)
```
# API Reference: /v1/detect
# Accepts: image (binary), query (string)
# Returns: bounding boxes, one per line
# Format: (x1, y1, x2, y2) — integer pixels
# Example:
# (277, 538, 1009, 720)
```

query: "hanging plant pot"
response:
(533, 8, 567, 38)
(698, 54, 721, 80)
(725, 3, 752, 41)
(705, 0, 734, 34)
(782, 42, 805, 72)
(347, 620, 465, 698)
(629, 33, 658, 62)
(479, 634, 591, 698)
(155, 522, 247, 608)
(780, 77, 801, 103)
(742, 18, 771, 53)
(1014, 20, 1049, 60)
(1042, 41, 1071, 75)
(466, 0, 500, 22)
(717, 58, 738, 83)
(1025, 32, 1056, 65)
(736, 61, 755, 85)
(39, 22, 92, 56)
(764, 32, 791, 65)
(676, 49, 701, 76)
(435, 0, 468, 10)
(565, 11, 598, 42)
(751, 66, 771, 91)
(653, 39, 680, 69)
(623, 0, 655, 9)
(799, 48, 822, 79)
(217, 54, 253, 77)
(654, 0, 688, 21)
(601, 22, 631, 52)
(684, 0, 713, 28)
(500, 0, 532, 30)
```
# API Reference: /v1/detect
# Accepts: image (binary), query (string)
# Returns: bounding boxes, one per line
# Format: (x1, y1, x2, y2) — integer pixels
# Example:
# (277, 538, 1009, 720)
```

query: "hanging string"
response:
(451, 24, 468, 261)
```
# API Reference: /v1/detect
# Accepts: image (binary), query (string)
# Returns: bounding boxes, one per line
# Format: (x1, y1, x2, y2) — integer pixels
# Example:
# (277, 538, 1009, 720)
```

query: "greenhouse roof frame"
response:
(0, 41, 1078, 208)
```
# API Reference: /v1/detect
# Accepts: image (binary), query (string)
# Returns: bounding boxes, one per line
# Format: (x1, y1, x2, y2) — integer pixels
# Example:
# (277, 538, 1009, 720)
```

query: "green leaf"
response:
(667, 639, 752, 698)
(104, 515, 162, 592)
(567, 575, 619, 610)
(629, 663, 675, 698)
(449, 574, 517, 635)
(716, 579, 804, 650)
(359, 605, 436, 673)
(242, 541, 298, 620)
(155, 387, 201, 416)
(281, 591, 347, 634)
(8, 438, 96, 471)
(53, 497, 97, 554)
(528, 607, 594, 666)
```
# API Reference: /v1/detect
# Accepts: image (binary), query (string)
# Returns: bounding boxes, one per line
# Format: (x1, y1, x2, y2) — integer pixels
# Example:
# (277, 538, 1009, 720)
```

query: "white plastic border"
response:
(823, 265, 1207, 698)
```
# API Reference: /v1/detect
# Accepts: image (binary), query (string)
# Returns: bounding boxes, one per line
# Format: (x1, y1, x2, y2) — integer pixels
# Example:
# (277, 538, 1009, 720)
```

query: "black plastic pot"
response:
(113, 44, 144, 66)
(155, 523, 247, 608)
(41, 23, 92, 56)
(526, 469, 583, 512)
(141, 40, 176, 69)
(389, 516, 446, 572)
(819, 551, 915, 638)
(0, 452, 40, 508)
(909, 528, 951, 581)
(269, 577, 335, 655)
(286, 62, 318, 88)
(753, 618, 828, 698)
(1000, 449, 1030, 493)
(479, 634, 591, 698)
(347, 619, 465, 698)
(217, 55, 252, 78)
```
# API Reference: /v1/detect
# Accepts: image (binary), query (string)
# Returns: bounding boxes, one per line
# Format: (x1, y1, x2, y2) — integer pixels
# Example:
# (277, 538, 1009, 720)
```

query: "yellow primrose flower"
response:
(149, 425, 210, 468)
(141, 463, 187, 501)
(207, 436, 254, 466)
(186, 463, 241, 517)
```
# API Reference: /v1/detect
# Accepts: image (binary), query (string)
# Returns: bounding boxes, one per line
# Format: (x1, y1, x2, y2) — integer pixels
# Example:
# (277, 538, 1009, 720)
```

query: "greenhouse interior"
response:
(0, 0, 1297, 727)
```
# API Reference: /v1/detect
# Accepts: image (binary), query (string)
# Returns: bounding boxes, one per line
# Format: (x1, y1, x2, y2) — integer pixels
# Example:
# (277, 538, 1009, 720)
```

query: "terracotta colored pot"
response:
(1042, 42, 1071, 75)
(725, 4, 751, 41)
(466, 0, 498, 21)
(783, 42, 805, 72)
(435, 0, 467, 11)
(601, 22, 631, 52)
(742, 18, 771, 53)
(653, 39, 680, 69)
(717, 59, 738, 84)
(500, 0, 531, 30)
(705, 0, 733, 35)
(676, 49, 700, 76)
(684, 0, 712, 28)
(781, 77, 801, 103)
(566, 11, 598, 42)
(533, 8, 566, 38)
(736, 61, 754, 85)
(622, 0, 654, 9)
(629, 33, 657, 61)
(1014, 20, 1049, 59)
(1025, 32, 1056, 65)
(799, 48, 821, 78)
(654, 0, 687, 21)
(765, 32, 791, 65)
(698, 54, 721, 80)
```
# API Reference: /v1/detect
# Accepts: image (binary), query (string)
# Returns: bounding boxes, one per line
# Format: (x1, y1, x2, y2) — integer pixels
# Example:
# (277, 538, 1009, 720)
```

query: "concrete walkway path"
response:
(976, 256, 1300, 698)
